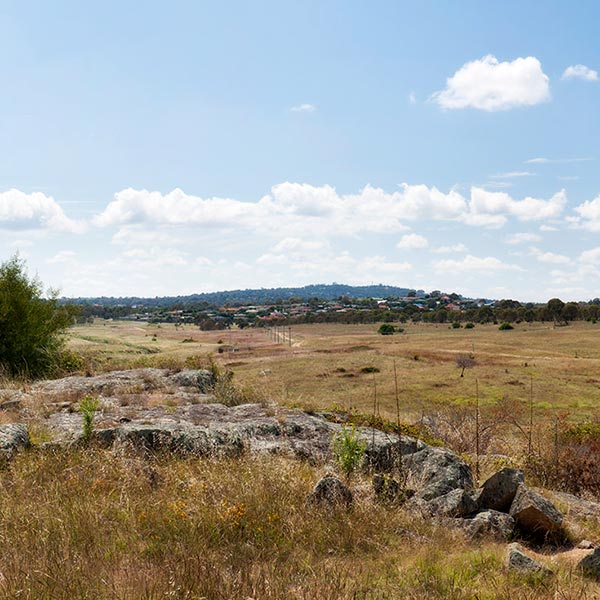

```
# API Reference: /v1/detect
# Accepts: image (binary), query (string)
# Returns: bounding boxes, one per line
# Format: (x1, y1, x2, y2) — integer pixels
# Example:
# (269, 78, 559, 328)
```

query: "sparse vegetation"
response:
(332, 425, 367, 480)
(79, 395, 100, 441)
(499, 322, 514, 330)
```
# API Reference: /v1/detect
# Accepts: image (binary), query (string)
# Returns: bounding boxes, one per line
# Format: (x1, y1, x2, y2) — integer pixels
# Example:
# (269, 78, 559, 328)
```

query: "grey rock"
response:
(0, 423, 29, 458)
(166, 369, 214, 392)
(579, 547, 600, 580)
(457, 510, 515, 541)
(509, 485, 564, 540)
(479, 468, 524, 512)
(506, 542, 552, 576)
(426, 488, 479, 518)
(403, 446, 473, 501)
(372, 473, 408, 503)
(577, 540, 596, 550)
(309, 476, 353, 507)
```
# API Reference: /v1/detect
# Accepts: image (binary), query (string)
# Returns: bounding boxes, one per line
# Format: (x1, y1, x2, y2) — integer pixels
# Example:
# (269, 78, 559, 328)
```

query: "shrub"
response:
(451, 322, 461, 329)
(79, 395, 100, 442)
(498, 322, 514, 330)
(464, 322, 475, 329)
(332, 425, 367, 480)
(378, 323, 395, 335)
(0, 255, 79, 378)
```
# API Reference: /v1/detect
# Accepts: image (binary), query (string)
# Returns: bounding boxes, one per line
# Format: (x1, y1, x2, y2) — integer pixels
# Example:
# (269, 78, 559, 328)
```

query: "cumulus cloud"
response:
(94, 184, 566, 244)
(574, 195, 600, 231)
(397, 233, 428, 249)
(431, 243, 468, 254)
(47, 250, 76, 264)
(432, 55, 550, 111)
(505, 232, 542, 245)
(562, 64, 598, 81)
(529, 247, 570, 264)
(464, 188, 566, 227)
(0, 189, 85, 233)
(433, 254, 524, 273)
(290, 103, 316, 113)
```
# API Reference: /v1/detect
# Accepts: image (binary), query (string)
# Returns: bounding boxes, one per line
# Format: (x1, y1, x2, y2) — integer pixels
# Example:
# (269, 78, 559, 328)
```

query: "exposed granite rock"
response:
(478, 468, 524, 512)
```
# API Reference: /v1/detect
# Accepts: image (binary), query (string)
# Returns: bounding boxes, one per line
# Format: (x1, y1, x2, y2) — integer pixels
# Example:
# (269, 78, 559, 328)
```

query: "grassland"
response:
(69, 319, 600, 422)
(35, 319, 600, 599)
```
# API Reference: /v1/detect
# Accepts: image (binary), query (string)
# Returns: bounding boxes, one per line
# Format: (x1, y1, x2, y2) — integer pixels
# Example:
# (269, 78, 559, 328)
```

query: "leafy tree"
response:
(546, 298, 565, 324)
(0, 255, 76, 377)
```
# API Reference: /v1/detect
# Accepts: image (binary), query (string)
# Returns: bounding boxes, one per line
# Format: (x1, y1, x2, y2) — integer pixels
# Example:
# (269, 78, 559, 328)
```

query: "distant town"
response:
(67, 284, 600, 329)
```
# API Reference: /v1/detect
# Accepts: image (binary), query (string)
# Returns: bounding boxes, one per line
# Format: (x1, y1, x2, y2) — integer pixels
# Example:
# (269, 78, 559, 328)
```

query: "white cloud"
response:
(579, 247, 600, 264)
(433, 254, 523, 272)
(539, 225, 558, 231)
(431, 243, 468, 254)
(574, 195, 600, 231)
(47, 250, 76, 264)
(432, 55, 550, 111)
(562, 64, 598, 82)
(465, 188, 566, 226)
(408, 91, 417, 104)
(505, 232, 542, 245)
(290, 103, 316, 113)
(0, 189, 85, 233)
(490, 171, 535, 179)
(530, 246, 570, 264)
(525, 157, 592, 164)
(396, 233, 428, 249)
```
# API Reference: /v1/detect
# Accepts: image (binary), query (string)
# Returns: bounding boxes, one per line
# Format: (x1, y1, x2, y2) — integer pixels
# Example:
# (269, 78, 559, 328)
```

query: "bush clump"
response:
(0, 255, 78, 378)
(378, 323, 395, 335)
(498, 322, 514, 331)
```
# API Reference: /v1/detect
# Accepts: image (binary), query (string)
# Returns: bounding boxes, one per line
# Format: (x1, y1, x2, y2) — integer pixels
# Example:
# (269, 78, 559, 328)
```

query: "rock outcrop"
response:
(509, 484, 564, 540)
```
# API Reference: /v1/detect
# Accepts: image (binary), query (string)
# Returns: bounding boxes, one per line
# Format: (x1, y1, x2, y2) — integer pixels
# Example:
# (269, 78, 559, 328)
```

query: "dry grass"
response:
(0, 446, 596, 599)
(68, 320, 600, 425)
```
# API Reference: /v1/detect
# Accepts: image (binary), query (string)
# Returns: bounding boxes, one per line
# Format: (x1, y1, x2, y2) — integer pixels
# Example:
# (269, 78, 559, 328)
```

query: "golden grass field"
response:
(68, 319, 600, 423)
(0, 319, 596, 599)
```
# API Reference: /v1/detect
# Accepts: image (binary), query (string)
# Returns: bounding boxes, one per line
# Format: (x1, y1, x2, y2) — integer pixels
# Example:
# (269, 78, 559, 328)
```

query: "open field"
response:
(69, 320, 600, 424)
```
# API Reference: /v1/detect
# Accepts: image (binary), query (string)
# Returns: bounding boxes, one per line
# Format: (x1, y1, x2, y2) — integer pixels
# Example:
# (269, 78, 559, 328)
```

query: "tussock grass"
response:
(0, 447, 594, 598)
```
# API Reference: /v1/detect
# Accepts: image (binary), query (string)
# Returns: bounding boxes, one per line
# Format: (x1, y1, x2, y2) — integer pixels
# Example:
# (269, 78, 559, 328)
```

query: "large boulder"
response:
(309, 476, 353, 507)
(167, 369, 214, 392)
(0, 423, 29, 459)
(478, 468, 524, 512)
(403, 446, 473, 501)
(579, 548, 600, 580)
(425, 488, 478, 518)
(509, 485, 564, 541)
(506, 543, 552, 576)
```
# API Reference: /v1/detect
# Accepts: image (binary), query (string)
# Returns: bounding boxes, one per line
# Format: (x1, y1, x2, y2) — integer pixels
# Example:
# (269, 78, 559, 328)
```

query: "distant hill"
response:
(66, 283, 424, 307)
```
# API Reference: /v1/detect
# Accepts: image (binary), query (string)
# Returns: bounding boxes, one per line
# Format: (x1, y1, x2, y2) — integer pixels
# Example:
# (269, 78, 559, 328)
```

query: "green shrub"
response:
(0, 255, 79, 378)
(498, 322, 514, 330)
(332, 426, 367, 480)
(464, 322, 475, 329)
(451, 322, 461, 329)
(79, 396, 100, 442)
(378, 323, 395, 335)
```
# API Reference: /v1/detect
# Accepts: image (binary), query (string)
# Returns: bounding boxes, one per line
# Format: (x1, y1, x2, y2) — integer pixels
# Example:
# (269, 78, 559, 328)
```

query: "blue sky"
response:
(2, 1, 600, 300)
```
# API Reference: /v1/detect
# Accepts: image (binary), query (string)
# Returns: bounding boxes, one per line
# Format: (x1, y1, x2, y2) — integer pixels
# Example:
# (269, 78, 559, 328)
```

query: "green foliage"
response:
(498, 322, 514, 330)
(464, 322, 475, 329)
(79, 395, 100, 442)
(378, 323, 395, 335)
(0, 255, 79, 378)
(332, 425, 367, 479)
(451, 321, 461, 329)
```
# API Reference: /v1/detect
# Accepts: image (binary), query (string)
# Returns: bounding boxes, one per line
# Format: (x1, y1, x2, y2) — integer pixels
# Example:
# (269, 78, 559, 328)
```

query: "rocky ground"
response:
(1, 367, 600, 581)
